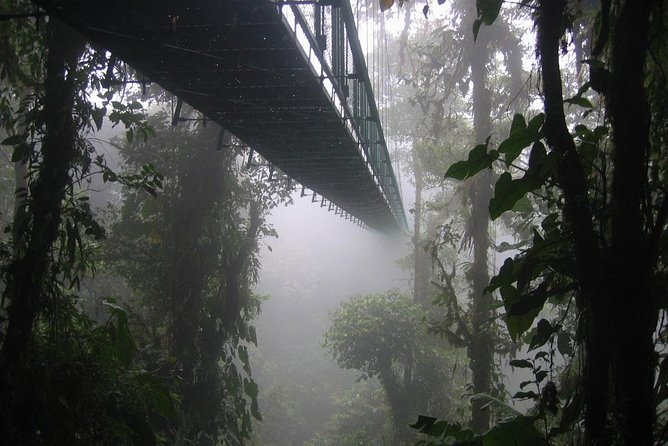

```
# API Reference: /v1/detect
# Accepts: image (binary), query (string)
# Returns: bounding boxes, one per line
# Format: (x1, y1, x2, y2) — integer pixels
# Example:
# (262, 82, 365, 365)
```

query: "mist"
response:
(250, 197, 408, 444)
(0, 1, 666, 446)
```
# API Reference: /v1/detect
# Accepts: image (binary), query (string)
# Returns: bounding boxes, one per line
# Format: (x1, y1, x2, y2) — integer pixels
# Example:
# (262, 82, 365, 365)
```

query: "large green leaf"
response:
(412, 415, 479, 445)
(445, 139, 497, 181)
(509, 359, 533, 369)
(477, 0, 503, 24)
(1, 134, 25, 146)
(564, 96, 594, 108)
(10, 143, 31, 163)
(501, 284, 549, 342)
(482, 415, 545, 446)
(490, 140, 555, 220)
(473, 0, 503, 41)
(564, 82, 594, 109)
(497, 113, 544, 164)
(529, 318, 557, 350)
(489, 173, 527, 220)
(487, 257, 516, 293)
(413, 414, 546, 446)
(135, 373, 177, 419)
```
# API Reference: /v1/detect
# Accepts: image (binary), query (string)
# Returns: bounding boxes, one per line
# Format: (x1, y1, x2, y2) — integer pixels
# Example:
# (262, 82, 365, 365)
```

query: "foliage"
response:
(325, 290, 458, 443)
(106, 109, 292, 443)
(0, 6, 205, 444)
(411, 413, 546, 446)
(310, 380, 392, 446)
(438, 0, 668, 444)
(325, 290, 422, 379)
(0, 302, 177, 445)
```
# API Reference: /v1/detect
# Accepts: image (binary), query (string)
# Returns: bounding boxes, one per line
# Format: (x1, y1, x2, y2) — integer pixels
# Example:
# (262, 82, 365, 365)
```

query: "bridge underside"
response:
(34, 0, 404, 233)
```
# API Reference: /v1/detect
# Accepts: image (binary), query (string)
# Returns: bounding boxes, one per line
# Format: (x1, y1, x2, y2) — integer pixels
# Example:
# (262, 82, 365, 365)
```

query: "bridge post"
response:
(314, 4, 326, 53)
(331, 2, 345, 88)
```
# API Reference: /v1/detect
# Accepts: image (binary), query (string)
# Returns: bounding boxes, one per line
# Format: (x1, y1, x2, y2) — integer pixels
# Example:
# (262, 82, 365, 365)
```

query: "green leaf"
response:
(482, 415, 545, 446)
(509, 359, 533, 369)
(528, 141, 546, 170)
(551, 392, 583, 437)
(11, 142, 31, 163)
(564, 82, 594, 108)
(564, 96, 594, 108)
(510, 113, 527, 133)
(490, 142, 554, 220)
(529, 318, 556, 350)
(91, 106, 107, 131)
(497, 113, 544, 164)
(497, 132, 533, 164)
(1, 134, 25, 145)
(104, 306, 136, 368)
(136, 373, 176, 419)
(410, 415, 437, 434)
(489, 173, 529, 220)
(487, 258, 516, 293)
(501, 284, 549, 342)
(445, 139, 497, 180)
(472, 18, 483, 41)
(527, 113, 546, 133)
(410, 415, 476, 442)
(513, 390, 538, 400)
(477, 0, 503, 25)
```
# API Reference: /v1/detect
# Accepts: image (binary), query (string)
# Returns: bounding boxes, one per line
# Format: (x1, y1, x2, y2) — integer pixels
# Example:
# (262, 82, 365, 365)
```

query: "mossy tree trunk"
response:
(468, 7, 494, 434)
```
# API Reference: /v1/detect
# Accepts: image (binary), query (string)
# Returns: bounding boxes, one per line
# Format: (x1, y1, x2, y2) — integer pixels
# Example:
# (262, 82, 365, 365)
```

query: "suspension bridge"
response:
(33, 0, 407, 233)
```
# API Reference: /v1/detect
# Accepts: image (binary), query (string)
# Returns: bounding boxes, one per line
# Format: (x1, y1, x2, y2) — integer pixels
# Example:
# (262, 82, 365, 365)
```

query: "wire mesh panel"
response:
(283, 0, 407, 232)
(36, 0, 407, 232)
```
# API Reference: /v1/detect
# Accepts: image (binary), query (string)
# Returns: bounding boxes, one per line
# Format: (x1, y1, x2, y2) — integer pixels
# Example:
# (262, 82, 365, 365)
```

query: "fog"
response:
(251, 194, 409, 444)
(3, 0, 661, 445)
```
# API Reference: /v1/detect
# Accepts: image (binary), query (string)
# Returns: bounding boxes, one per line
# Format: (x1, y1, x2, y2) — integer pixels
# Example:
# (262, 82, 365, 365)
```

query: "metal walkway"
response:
(34, 0, 407, 233)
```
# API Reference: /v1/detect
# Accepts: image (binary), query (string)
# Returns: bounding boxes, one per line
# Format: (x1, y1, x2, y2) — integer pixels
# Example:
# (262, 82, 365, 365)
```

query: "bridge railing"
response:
(278, 0, 407, 232)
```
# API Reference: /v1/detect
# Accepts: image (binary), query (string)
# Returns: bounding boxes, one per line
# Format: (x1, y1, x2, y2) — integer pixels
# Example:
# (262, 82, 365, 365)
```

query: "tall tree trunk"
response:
(412, 150, 430, 307)
(609, 1, 657, 443)
(378, 355, 412, 445)
(537, 1, 609, 443)
(166, 124, 228, 441)
(0, 20, 83, 369)
(467, 9, 494, 434)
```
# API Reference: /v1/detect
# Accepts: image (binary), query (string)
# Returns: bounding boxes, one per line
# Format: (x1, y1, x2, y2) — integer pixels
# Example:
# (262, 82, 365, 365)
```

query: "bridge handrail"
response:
(279, 0, 407, 232)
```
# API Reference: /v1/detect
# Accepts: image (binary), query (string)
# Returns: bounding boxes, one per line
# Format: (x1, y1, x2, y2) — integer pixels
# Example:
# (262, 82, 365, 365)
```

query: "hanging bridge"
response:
(33, 0, 407, 233)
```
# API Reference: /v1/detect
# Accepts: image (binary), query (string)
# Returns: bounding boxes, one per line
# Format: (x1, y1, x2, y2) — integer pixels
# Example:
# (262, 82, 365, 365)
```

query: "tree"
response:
(107, 108, 291, 443)
(536, 1, 661, 443)
(440, 0, 668, 444)
(324, 290, 456, 444)
(0, 6, 170, 443)
(392, 1, 527, 432)
(317, 380, 392, 445)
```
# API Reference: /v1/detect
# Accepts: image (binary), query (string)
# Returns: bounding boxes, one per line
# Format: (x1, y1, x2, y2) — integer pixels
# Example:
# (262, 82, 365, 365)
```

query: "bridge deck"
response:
(35, 0, 406, 233)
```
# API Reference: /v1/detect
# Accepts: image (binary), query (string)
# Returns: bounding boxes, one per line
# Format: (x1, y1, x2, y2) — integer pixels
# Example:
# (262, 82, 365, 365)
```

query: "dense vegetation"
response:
(0, 0, 667, 445)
